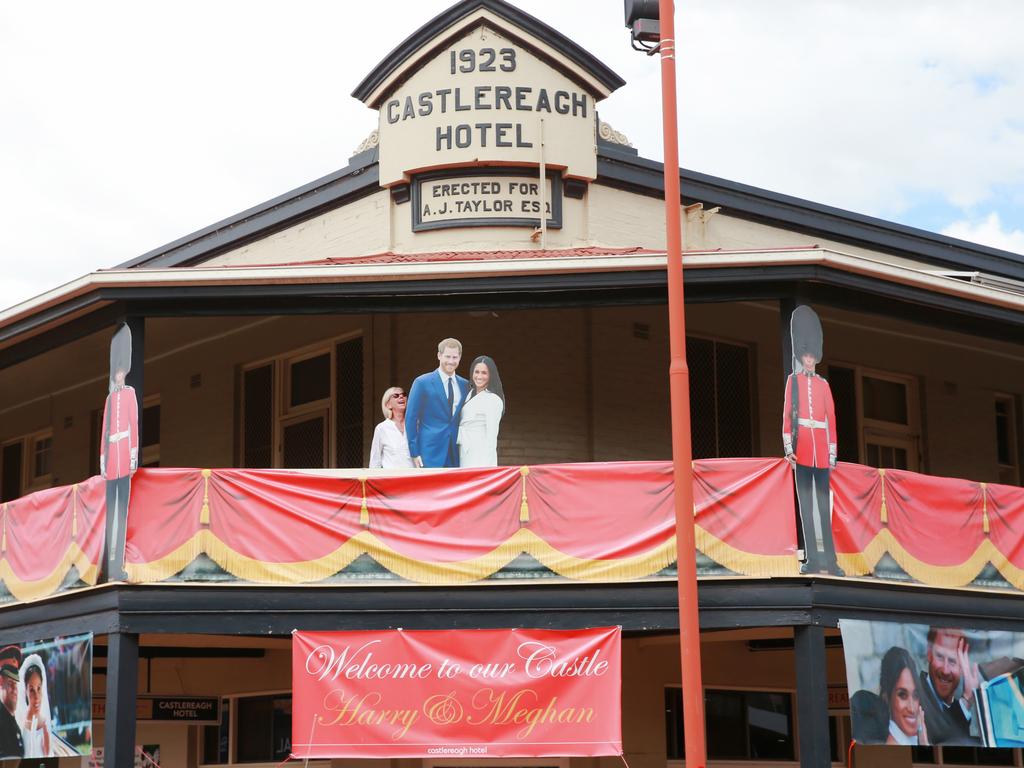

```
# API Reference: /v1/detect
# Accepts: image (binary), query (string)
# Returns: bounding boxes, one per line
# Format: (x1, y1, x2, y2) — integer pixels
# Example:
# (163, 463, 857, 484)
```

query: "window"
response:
(201, 698, 230, 764)
(995, 395, 1020, 485)
(825, 714, 1019, 767)
(940, 746, 1016, 766)
(240, 335, 364, 469)
(686, 336, 755, 459)
(31, 434, 53, 482)
(141, 398, 161, 468)
(829, 712, 852, 764)
(1, 430, 55, 501)
(665, 687, 794, 761)
(200, 692, 313, 766)
(236, 694, 292, 763)
(829, 365, 920, 471)
(0, 441, 22, 502)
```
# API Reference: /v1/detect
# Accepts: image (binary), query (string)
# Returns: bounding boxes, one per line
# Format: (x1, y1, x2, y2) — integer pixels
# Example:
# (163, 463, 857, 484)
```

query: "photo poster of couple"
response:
(370, 337, 506, 470)
(841, 618, 1024, 749)
(0, 631, 93, 759)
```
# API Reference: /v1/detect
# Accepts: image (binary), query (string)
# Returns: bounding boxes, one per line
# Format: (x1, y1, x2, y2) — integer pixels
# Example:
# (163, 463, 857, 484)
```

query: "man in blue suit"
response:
(406, 337, 471, 468)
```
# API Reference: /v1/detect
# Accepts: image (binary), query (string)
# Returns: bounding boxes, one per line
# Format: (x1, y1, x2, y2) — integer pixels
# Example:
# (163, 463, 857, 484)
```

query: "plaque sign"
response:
(413, 171, 562, 231)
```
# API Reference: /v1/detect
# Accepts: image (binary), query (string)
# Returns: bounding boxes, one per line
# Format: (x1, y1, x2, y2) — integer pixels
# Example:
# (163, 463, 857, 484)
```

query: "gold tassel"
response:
(520, 466, 530, 523)
(72, 484, 79, 539)
(982, 482, 989, 534)
(879, 468, 888, 525)
(199, 469, 212, 526)
(359, 477, 369, 527)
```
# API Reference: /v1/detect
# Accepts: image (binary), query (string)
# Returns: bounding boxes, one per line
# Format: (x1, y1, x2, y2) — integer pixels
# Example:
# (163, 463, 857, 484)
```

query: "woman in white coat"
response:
(457, 356, 505, 467)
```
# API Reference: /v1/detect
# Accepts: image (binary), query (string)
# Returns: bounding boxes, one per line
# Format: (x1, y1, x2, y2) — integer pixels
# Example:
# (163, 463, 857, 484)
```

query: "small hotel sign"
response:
(94, 695, 220, 723)
(413, 171, 562, 231)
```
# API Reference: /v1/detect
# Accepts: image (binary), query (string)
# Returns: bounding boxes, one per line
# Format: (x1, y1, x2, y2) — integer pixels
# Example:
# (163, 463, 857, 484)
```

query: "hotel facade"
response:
(1, 2, 1023, 767)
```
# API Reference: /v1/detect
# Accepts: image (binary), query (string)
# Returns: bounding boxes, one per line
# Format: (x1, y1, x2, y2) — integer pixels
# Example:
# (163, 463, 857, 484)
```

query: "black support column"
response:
(104, 632, 139, 766)
(794, 625, 831, 768)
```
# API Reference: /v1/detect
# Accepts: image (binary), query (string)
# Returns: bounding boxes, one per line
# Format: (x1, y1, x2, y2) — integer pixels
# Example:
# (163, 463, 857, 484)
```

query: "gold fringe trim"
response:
(879, 468, 887, 525)
(125, 529, 366, 584)
(982, 482, 989, 534)
(199, 469, 212, 526)
(359, 477, 369, 527)
(125, 525, 796, 585)
(519, 466, 530, 523)
(695, 526, 799, 577)
(360, 530, 527, 584)
(836, 529, 1001, 588)
(526, 530, 677, 581)
(0, 543, 99, 602)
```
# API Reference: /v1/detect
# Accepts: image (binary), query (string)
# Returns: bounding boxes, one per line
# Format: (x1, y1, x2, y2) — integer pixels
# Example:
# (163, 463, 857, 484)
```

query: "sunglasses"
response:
(390, 392, 406, 399)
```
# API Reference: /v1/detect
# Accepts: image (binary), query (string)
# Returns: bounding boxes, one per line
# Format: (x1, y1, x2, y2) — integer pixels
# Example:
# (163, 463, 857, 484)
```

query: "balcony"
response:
(3, 458, 1023, 604)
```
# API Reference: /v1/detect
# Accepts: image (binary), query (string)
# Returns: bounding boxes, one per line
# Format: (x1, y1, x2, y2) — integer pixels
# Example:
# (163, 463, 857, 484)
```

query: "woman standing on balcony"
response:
(458, 356, 505, 467)
(369, 387, 414, 469)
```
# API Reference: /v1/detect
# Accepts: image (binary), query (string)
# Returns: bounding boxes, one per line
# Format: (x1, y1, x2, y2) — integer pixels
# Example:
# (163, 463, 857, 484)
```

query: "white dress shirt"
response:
(437, 368, 462, 415)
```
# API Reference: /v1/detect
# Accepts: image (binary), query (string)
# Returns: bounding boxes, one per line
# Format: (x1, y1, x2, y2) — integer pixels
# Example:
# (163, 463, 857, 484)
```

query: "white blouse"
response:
(369, 419, 414, 469)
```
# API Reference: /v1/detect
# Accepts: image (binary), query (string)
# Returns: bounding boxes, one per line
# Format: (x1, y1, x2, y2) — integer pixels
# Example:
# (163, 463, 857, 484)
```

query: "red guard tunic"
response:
(100, 385, 139, 479)
(782, 372, 836, 469)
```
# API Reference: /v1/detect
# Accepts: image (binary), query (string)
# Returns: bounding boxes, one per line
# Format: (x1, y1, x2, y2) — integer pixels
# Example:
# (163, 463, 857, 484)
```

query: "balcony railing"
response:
(1, 459, 1022, 603)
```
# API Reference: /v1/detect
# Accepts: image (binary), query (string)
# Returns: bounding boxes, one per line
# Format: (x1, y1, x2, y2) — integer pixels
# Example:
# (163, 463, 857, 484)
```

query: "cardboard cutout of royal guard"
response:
(783, 306, 843, 576)
(99, 324, 138, 581)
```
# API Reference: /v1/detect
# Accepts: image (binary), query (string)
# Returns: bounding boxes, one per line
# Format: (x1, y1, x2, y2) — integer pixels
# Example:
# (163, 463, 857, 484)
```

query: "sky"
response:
(1, 0, 1022, 311)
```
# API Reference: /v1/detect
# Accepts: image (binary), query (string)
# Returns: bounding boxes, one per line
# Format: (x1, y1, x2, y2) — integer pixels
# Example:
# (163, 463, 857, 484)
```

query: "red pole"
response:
(658, 1, 707, 766)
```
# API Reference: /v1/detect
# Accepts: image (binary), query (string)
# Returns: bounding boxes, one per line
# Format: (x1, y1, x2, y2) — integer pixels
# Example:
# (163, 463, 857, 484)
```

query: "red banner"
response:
(124, 460, 797, 585)
(1, 477, 104, 601)
(291, 627, 622, 759)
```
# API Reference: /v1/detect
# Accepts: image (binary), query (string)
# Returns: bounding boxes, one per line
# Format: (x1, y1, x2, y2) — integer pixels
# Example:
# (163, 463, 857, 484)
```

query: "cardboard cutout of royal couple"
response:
(99, 324, 138, 581)
(370, 338, 505, 470)
(783, 306, 842, 576)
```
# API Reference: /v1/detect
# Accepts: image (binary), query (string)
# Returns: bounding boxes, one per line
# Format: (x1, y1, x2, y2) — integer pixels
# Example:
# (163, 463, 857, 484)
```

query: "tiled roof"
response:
(248, 246, 663, 267)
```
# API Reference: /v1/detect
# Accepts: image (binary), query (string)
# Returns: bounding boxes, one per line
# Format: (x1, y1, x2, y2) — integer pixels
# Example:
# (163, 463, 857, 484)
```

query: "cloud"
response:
(942, 212, 1024, 255)
(1, 0, 1023, 312)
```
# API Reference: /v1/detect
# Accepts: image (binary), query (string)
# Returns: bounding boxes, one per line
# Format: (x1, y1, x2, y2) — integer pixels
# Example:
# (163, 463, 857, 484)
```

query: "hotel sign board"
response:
(412, 170, 561, 231)
(94, 695, 220, 724)
(376, 23, 597, 187)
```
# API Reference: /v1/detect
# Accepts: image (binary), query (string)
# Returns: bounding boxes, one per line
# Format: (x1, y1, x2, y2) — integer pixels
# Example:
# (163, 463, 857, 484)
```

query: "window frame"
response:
(26, 429, 54, 490)
(995, 393, 1021, 486)
(1, 429, 55, 499)
(685, 332, 758, 459)
(197, 689, 331, 768)
(140, 394, 161, 468)
(830, 363, 922, 471)
(238, 331, 362, 470)
(665, 683, 797, 765)
(279, 409, 330, 469)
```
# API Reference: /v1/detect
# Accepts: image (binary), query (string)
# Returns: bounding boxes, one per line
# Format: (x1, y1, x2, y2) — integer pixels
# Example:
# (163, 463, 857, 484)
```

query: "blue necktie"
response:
(447, 377, 454, 415)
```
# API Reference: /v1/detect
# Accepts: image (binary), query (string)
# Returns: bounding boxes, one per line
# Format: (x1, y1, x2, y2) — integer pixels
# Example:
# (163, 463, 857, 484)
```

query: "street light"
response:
(625, 2, 707, 767)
